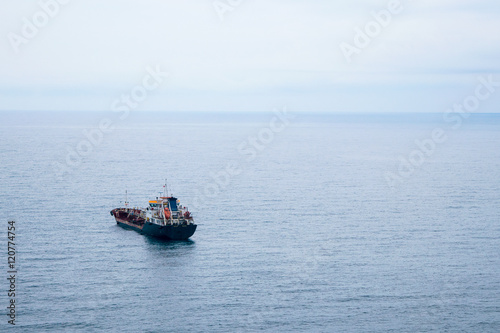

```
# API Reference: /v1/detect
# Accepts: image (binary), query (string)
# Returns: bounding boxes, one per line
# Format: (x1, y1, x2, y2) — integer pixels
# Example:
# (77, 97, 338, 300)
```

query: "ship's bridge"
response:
(168, 197, 178, 211)
(149, 197, 179, 211)
(159, 197, 179, 211)
(149, 200, 160, 208)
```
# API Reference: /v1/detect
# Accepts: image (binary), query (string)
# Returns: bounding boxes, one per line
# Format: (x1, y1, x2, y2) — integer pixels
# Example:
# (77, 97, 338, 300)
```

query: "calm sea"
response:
(0, 111, 499, 332)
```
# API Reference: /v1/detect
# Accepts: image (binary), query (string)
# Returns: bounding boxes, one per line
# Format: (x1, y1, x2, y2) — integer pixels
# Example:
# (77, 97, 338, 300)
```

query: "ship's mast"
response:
(162, 180, 167, 225)
(162, 201, 166, 225)
(161, 179, 173, 224)
(125, 190, 129, 207)
(168, 199, 173, 223)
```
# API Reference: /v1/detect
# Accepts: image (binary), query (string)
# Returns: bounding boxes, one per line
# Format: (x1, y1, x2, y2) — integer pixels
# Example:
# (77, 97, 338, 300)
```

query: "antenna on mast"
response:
(164, 178, 168, 197)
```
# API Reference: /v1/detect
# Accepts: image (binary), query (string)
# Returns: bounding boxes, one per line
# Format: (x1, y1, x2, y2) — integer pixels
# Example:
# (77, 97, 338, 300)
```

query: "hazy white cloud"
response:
(1, 0, 499, 112)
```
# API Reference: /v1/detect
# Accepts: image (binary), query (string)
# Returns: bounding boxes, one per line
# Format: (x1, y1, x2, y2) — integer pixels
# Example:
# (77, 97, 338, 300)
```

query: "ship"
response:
(110, 183, 196, 240)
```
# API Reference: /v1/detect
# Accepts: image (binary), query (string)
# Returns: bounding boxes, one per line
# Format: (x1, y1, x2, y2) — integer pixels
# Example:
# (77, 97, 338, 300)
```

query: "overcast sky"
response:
(1, 0, 500, 112)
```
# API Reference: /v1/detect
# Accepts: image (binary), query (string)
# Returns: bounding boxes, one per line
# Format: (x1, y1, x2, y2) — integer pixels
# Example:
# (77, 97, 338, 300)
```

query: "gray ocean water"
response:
(0, 111, 499, 332)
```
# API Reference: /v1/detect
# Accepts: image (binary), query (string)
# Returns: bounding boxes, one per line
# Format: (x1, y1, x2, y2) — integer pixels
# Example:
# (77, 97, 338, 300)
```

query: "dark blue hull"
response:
(115, 217, 196, 240)
(142, 221, 196, 240)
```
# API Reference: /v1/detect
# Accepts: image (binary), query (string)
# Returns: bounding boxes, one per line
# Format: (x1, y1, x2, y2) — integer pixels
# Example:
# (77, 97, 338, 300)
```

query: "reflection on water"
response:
(143, 236, 196, 256)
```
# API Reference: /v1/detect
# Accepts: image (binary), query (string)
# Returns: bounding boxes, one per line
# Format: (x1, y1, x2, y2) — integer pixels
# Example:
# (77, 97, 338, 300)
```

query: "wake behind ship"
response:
(110, 185, 196, 240)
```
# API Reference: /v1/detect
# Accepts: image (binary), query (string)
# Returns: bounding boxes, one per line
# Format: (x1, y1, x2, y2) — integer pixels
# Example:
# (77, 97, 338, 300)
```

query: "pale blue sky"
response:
(1, 0, 499, 112)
